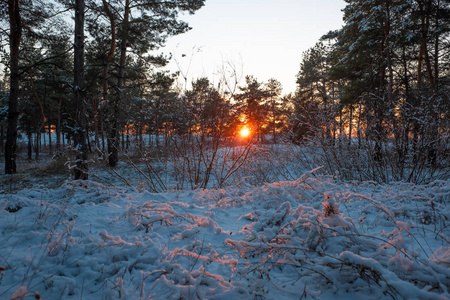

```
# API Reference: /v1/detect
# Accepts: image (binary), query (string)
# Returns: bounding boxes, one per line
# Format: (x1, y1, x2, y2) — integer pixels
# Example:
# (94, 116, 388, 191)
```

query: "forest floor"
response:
(0, 152, 449, 300)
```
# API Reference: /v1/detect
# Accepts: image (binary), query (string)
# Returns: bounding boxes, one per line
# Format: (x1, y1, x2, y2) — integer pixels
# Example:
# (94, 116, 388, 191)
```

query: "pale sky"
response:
(160, 0, 346, 95)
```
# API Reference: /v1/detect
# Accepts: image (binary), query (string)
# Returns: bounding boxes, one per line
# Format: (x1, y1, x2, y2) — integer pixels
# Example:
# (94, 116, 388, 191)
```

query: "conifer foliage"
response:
(294, 0, 449, 183)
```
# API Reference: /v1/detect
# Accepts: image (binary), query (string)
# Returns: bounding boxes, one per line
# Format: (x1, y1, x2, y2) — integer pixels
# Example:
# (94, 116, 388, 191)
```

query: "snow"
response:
(0, 170, 449, 299)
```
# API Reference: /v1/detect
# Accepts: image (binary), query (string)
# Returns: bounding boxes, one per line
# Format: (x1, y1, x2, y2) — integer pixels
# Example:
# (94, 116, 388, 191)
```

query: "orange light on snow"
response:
(239, 126, 251, 138)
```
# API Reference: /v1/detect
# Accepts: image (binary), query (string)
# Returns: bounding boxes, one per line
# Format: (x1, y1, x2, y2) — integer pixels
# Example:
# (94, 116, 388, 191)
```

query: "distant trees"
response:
(293, 0, 450, 182)
(1, 0, 446, 185)
(294, 42, 335, 142)
(84, 0, 205, 167)
(265, 78, 283, 143)
(1, 0, 206, 175)
(3, 0, 67, 172)
(235, 76, 271, 143)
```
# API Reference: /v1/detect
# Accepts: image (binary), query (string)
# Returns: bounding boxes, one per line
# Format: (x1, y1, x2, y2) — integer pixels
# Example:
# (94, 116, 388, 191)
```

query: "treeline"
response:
(0, 0, 290, 176)
(0, 0, 206, 177)
(292, 0, 449, 182)
(1, 0, 449, 184)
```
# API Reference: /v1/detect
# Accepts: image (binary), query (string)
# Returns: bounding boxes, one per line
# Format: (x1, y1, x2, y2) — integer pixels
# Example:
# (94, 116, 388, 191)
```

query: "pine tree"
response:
(4, 0, 22, 174)
(265, 78, 282, 143)
(235, 76, 270, 143)
(97, 0, 205, 167)
(73, 0, 88, 180)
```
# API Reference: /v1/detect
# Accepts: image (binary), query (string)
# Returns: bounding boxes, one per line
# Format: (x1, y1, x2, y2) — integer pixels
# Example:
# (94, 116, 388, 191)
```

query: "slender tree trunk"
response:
(385, 1, 394, 103)
(109, 0, 130, 167)
(102, 0, 116, 158)
(100, 112, 105, 151)
(0, 125, 4, 154)
(271, 99, 276, 143)
(121, 131, 125, 150)
(92, 96, 99, 149)
(417, 0, 435, 89)
(357, 104, 362, 149)
(434, 0, 440, 92)
(126, 123, 129, 153)
(86, 123, 92, 153)
(34, 132, 39, 161)
(140, 124, 143, 150)
(332, 83, 337, 142)
(48, 124, 52, 153)
(73, 0, 88, 179)
(5, 0, 22, 174)
(348, 105, 353, 145)
(27, 132, 32, 162)
(56, 97, 62, 150)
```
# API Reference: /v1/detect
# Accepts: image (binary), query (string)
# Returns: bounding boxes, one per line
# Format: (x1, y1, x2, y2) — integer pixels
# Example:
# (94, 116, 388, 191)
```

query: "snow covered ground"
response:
(0, 166, 449, 299)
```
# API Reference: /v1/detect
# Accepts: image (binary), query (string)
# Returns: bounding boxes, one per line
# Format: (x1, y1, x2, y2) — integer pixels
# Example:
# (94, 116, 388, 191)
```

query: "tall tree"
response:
(73, 0, 88, 179)
(104, 0, 205, 167)
(265, 78, 282, 143)
(100, 0, 116, 152)
(4, 0, 22, 174)
(293, 0, 449, 182)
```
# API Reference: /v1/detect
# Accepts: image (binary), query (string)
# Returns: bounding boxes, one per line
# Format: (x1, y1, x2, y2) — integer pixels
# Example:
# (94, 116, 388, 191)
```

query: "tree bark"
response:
(56, 97, 62, 150)
(101, 0, 117, 162)
(109, 0, 130, 167)
(417, 0, 435, 89)
(433, 0, 440, 91)
(5, 0, 22, 174)
(92, 96, 99, 149)
(73, 0, 89, 180)
(0, 125, 4, 154)
(47, 124, 51, 153)
(27, 132, 32, 161)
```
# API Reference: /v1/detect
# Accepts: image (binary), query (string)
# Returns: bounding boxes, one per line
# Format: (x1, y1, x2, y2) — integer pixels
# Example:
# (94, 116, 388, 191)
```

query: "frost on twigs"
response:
(0, 171, 448, 299)
(224, 177, 450, 299)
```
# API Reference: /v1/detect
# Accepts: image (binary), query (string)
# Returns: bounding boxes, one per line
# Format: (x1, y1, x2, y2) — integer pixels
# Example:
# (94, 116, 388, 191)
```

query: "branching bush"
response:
(294, 135, 450, 184)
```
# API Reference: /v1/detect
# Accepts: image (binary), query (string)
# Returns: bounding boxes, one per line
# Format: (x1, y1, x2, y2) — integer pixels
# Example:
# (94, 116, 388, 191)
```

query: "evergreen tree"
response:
(293, 0, 449, 182)
(4, 0, 22, 174)
(73, 0, 88, 180)
(235, 76, 270, 143)
(2, 0, 65, 173)
(265, 78, 282, 143)
(93, 0, 205, 167)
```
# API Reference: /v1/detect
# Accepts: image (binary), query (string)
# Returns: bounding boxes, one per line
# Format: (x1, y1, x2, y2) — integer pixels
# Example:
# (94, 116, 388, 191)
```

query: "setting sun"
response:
(239, 126, 251, 138)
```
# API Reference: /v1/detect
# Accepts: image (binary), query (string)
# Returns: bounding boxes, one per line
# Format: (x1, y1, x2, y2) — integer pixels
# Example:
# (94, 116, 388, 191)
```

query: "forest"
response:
(0, 0, 449, 185)
(0, 0, 449, 299)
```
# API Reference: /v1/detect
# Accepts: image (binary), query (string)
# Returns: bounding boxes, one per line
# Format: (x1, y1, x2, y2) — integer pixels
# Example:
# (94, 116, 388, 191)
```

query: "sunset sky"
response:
(161, 0, 347, 94)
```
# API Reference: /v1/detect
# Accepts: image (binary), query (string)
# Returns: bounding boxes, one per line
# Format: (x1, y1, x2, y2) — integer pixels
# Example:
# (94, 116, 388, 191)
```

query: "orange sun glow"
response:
(239, 126, 251, 138)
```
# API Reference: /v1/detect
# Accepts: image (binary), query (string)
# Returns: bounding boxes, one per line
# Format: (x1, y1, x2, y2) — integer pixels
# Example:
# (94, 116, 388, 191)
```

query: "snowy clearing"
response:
(0, 171, 449, 299)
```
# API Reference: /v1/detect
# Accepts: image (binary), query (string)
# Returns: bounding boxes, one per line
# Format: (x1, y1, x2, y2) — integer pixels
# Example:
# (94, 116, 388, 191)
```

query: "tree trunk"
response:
(126, 123, 130, 153)
(433, 0, 440, 92)
(417, 0, 435, 89)
(100, 112, 105, 151)
(102, 0, 116, 157)
(348, 105, 353, 145)
(109, 0, 130, 167)
(34, 132, 40, 161)
(271, 99, 276, 143)
(48, 124, 52, 153)
(56, 97, 62, 150)
(5, 0, 22, 174)
(384, 1, 394, 104)
(73, 0, 88, 180)
(0, 125, 4, 154)
(27, 132, 32, 162)
(92, 96, 99, 149)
